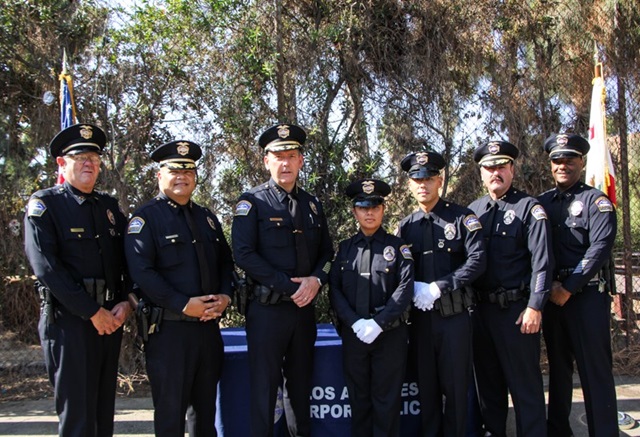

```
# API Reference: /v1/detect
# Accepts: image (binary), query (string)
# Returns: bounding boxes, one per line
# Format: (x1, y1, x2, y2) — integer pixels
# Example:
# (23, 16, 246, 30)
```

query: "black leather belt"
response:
(162, 310, 200, 322)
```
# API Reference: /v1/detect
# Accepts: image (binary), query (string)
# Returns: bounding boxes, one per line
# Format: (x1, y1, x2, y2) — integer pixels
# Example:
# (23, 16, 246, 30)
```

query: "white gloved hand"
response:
(351, 318, 367, 335)
(413, 281, 430, 311)
(422, 282, 442, 310)
(357, 319, 383, 344)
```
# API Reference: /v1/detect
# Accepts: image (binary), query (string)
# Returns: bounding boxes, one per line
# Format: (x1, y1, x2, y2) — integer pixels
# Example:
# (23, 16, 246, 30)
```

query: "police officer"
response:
(329, 179, 414, 437)
(232, 124, 334, 437)
(468, 141, 551, 437)
(538, 133, 618, 437)
(397, 152, 486, 437)
(24, 124, 131, 437)
(124, 141, 234, 436)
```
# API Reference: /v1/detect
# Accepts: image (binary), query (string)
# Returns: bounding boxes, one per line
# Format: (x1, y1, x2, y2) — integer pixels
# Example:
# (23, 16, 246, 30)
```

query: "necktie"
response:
(88, 196, 117, 300)
(484, 200, 498, 251)
(421, 212, 434, 282)
(288, 192, 312, 276)
(181, 204, 212, 293)
(355, 238, 372, 317)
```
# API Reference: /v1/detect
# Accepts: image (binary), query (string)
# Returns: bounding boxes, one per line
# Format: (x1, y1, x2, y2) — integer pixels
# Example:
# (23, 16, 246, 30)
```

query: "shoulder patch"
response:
(234, 200, 252, 216)
(400, 245, 413, 260)
(595, 196, 614, 213)
(530, 204, 548, 221)
(27, 199, 47, 217)
(463, 214, 482, 232)
(127, 217, 145, 234)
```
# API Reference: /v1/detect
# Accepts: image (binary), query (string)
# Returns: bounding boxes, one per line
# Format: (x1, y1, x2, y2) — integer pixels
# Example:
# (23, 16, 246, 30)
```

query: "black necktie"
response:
(181, 204, 212, 293)
(355, 238, 372, 318)
(288, 193, 312, 276)
(422, 213, 434, 282)
(88, 196, 117, 300)
(484, 200, 498, 251)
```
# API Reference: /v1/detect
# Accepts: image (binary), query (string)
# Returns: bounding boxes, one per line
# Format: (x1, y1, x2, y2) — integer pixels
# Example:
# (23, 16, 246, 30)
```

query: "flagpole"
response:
(57, 48, 78, 184)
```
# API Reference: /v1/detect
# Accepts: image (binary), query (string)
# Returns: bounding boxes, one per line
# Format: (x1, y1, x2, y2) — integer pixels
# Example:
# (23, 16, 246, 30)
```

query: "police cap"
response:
(473, 141, 519, 167)
(401, 152, 446, 178)
(259, 124, 306, 153)
(49, 123, 106, 157)
(543, 133, 590, 160)
(345, 179, 391, 207)
(150, 140, 202, 169)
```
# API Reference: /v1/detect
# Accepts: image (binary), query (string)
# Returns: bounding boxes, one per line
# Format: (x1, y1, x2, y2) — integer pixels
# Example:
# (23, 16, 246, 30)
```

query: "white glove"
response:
(357, 319, 383, 344)
(423, 282, 442, 310)
(413, 282, 442, 311)
(351, 318, 367, 335)
(413, 281, 430, 311)
(413, 281, 429, 310)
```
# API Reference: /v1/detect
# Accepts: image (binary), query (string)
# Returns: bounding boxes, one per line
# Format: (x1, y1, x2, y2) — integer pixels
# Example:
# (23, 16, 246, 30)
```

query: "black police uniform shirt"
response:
(468, 186, 552, 310)
(329, 228, 414, 330)
(24, 181, 127, 319)
(538, 182, 616, 293)
(232, 178, 334, 294)
(397, 198, 486, 294)
(125, 194, 233, 312)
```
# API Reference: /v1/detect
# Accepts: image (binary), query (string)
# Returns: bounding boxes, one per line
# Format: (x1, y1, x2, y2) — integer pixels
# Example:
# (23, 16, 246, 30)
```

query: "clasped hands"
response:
(351, 318, 383, 344)
(413, 281, 441, 311)
(184, 294, 231, 321)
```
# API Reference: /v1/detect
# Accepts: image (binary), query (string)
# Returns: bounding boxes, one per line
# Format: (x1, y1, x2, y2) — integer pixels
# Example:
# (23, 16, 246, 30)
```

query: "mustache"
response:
(490, 176, 504, 183)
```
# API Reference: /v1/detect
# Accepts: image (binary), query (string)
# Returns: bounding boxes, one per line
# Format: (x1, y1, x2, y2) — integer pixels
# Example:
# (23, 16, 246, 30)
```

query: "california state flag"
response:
(585, 67, 617, 205)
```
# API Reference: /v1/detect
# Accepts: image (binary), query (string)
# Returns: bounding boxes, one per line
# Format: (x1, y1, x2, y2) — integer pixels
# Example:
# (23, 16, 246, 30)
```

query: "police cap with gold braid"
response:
(150, 141, 202, 169)
(473, 141, 519, 167)
(49, 123, 106, 158)
(258, 124, 307, 153)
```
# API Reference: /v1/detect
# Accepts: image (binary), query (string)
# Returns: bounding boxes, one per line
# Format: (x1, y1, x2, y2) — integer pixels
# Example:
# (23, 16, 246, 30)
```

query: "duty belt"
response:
(83, 278, 115, 306)
(477, 287, 528, 309)
(556, 268, 601, 286)
(162, 310, 200, 322)
(252, 284, 293, 305)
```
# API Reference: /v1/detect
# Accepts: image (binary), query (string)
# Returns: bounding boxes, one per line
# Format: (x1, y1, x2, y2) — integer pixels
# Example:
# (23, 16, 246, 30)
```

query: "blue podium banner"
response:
(215, 324, 421, 436)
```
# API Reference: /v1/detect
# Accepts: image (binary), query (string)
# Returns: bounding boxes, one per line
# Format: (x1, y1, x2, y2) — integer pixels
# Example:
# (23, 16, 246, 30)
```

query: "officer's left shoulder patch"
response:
(463, 214, 482, 232)
(234, 200, 252, 216)
(27, 199, 47, 217)
(595, 196, 614, 212)
(127, 217, 145, 234)
(530, 204, 548, 221)
(400, 245, 413, 260)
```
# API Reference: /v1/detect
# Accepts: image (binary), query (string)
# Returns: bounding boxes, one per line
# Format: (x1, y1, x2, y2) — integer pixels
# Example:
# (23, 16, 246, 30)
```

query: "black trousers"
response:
(472, 300, 546, 437)
(543, 286, 618, 437)
(145, 320, 223, 437)
(39, 306, 123, 437)
(342, 324, 408, 437)
(246, 301, 316, 437)
(409, 307, 472, 437)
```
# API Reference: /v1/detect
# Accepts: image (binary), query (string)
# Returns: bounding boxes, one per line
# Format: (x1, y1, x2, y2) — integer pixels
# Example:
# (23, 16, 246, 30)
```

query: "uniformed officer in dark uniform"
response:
(232, 124, 334, 437)
(468, 141, 551, 437)
(538, 133, 618, 437)
(124, 141, 234, 436)
(24, 123, 131, 437)
(396, 151, 486, 437)
(329, 179, 414, 437)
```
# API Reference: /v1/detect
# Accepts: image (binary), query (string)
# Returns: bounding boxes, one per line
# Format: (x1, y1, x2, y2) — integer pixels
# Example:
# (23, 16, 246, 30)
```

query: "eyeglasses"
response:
(65, 154, 102, 165)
